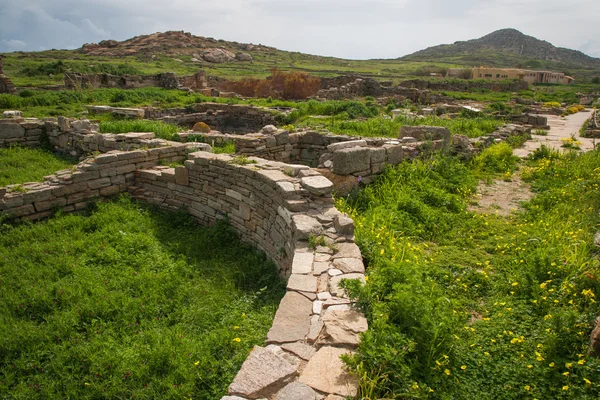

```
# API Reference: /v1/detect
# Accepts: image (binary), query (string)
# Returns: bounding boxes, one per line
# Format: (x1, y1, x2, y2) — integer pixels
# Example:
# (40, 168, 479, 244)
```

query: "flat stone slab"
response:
(267, 292, 313, 343)
(327, 139, 367, 152)
(299, 346, 358, 397)
(332, 258, 365, 273)
(292, 214, 323, 239)
(281, 342, 317, 361)
(300, 175, 334, 195)
(331, 243, 362, 260)
(317, 309, 368, 347)
(292, 252, 314, 275)
(228, 346, 297, 399)
(287, 274, 318, 293)
(329, 273, 366, 297)
(273, 382, 319, 400)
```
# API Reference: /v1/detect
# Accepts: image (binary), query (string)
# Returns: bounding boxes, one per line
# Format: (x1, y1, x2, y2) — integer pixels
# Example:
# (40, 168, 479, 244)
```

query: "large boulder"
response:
(236, 52, 253, 62)
(202, 48, 236, 63)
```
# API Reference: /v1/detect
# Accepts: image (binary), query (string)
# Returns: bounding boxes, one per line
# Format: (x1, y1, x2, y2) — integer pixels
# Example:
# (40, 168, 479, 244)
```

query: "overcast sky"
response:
(1, 0, 599, 59)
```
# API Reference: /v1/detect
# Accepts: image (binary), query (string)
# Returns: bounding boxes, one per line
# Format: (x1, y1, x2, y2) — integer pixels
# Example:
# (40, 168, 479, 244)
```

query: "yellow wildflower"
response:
(232, 337, 241, 343)
(444, 369, 451, 376)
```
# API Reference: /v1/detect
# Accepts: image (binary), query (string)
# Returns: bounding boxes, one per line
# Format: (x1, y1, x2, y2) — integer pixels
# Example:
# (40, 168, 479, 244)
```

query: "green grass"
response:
(99, 120, 184, 141)
(302, 114, 504, 139)
(337, 148, 600, 399)
(0, 146, 78, 187)
(0, 196, 285, 399)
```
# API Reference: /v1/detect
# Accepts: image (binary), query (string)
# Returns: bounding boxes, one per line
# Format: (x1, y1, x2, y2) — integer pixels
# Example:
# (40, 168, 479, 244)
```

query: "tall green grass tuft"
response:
(0, 146, 78, 187)
(99, 120, 183, 141)
(0, 196, 285, 399)
(338, 150, 600, 399)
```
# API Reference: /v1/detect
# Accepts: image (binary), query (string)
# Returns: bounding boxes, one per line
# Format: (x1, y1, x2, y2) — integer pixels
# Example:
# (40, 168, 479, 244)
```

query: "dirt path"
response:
(513, 110, 595, 157)
(470, 174, 534, 216)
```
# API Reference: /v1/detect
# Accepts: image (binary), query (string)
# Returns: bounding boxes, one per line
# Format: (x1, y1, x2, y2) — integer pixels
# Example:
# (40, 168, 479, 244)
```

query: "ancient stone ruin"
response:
(0, 56, 17, 94)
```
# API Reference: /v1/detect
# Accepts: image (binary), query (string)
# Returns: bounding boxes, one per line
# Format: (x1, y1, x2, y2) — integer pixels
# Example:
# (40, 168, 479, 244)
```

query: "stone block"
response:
(333, 214, 354, 235)
(300, 176, 333, 196)
(332, 258, 364, 273)
(267, 292, 312, 344)
(273, 382, 318, 400)
(298, 346, 357, 397)
(0, 123, 25, 139)
(326, 139, 367, 152)
(331, 147, 370, 175)
(316, 309, 368, 347)
(287, 274, 318, 293)
(292, 251, 314, 275)
(228, 346, 297, 399)
(399, 125, 450, 142)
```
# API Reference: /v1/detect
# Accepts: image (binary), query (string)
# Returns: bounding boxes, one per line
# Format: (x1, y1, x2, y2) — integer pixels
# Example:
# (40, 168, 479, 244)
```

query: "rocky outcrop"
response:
(202, 48, 236, 63)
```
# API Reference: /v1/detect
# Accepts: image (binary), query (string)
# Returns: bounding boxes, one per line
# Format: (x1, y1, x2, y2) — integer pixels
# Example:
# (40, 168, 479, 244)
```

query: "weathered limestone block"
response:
(399, 125, 450, 142)
(298, 346, 358, 397)
(0, 123, 25, 139)
(287, 274, 318, 293)
(292, 251, 314, 275)
(331, 147, 371, 175)
(331, 243, 362, 260)
(267, 292, 313, 343)
(280, 342, 317, 361)
(300, 176, 333, 196)
(327, 139, 367, 152)
(273, 382, 319, 400)
(228, 346, 297, 399)
(333, 213, 354, 235)
(292, 214, 322, 239)
(332, 258, 364, 273)
(316, 309, 368, 347)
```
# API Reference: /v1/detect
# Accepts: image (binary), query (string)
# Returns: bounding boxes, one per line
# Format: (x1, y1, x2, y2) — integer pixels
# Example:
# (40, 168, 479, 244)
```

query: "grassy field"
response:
(0, 196, 285, 399)
(0, 50, 466, 87)
(301, 114, 504, 139)
(337, 146, 600, 399)
(0, 146, 78, 187)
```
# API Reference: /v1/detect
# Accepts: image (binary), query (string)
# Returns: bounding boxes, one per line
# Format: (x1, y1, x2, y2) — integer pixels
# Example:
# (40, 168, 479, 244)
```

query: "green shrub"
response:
(471, 142, 519, 174)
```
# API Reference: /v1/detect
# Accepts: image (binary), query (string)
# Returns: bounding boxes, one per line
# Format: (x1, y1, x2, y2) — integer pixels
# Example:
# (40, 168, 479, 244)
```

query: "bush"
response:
(222, 69, 321, 100)
(471, 142, 519, 174)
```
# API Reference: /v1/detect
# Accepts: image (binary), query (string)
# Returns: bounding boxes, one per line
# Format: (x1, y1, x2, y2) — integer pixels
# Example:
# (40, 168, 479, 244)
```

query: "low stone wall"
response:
(64, 71, 208, 91)
(0, 118, 45, 147)
(0, 147, 368, 399)
(0, 144, 190, 221)
(130, 152, 367, 398)
(511, 113, 549, 129)
(143, 103, 279, 134)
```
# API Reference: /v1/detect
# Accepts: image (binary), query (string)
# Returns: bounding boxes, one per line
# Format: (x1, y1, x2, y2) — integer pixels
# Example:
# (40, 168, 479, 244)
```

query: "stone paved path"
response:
(513, 110, 595, 157)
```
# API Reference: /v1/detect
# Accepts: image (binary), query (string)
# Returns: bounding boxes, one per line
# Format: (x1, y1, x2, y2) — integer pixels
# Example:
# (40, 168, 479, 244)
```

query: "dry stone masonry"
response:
(0, 122, 368, 399)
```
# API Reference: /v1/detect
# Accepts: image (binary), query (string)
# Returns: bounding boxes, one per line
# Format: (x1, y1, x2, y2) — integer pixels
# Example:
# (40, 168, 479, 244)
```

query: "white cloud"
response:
(1, 39, 27, 50)
(0, 0, 598, 59)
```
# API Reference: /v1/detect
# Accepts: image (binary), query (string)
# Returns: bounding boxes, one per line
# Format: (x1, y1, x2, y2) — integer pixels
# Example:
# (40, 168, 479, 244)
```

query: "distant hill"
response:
(401, 28, 600, 70)
(79, 31, 276, 61)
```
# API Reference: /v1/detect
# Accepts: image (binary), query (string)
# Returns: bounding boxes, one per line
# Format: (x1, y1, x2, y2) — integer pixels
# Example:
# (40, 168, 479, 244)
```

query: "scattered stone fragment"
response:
(293, 214, 323, 239)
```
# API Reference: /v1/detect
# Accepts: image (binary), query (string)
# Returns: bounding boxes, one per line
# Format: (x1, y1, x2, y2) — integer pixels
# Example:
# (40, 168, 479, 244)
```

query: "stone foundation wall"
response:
(144, 103, 278, 134)
(64, 71, 208, 91)
(0, 147, 368, 399)
(0, 144, 190, 221)
(0, 118, 46, 147)
(129, 152, 367, 399)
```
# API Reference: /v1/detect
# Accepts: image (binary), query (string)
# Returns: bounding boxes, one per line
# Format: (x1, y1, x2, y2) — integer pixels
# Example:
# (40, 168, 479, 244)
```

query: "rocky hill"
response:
(401, 28, 600, 69)
(80, 31, 275, 63)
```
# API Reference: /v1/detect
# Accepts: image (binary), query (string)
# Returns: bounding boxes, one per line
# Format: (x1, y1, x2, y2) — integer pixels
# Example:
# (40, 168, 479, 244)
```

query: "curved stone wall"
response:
(1, 146, 368, 399)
